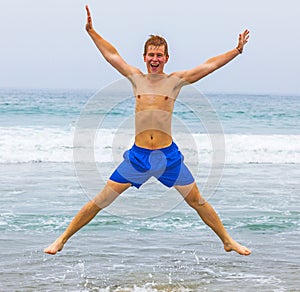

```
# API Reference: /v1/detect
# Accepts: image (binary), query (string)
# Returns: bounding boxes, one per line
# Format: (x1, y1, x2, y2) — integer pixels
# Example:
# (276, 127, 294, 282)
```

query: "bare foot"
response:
(44, 238, 65, 255)
(224, 240, 251, 256)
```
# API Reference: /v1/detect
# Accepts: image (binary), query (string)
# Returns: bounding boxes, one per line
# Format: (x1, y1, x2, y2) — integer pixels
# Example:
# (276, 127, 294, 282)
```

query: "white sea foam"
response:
(0, 126, 299, 164)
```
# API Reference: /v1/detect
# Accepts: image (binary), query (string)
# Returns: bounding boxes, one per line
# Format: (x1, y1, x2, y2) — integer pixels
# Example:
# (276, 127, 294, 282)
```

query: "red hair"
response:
(143, 35, 169, 57)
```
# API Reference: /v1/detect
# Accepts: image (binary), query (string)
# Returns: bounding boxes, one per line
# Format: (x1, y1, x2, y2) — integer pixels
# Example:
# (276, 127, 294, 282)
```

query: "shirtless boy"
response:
(44, 5, 251, 256)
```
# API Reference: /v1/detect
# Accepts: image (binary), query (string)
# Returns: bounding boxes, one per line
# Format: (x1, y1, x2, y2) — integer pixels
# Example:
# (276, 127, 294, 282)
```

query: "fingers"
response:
(236, 29, 249, 53)
(86, 5, 90, 17)
(86, 4, 91, 21)
(85, 4, 93, 31)
(243, 29, 250, 42)
(239, 29, 250, 45)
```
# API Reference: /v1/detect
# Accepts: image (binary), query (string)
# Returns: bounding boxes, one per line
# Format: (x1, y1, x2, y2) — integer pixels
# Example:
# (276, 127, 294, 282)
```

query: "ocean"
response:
(0, 86, 299, 291)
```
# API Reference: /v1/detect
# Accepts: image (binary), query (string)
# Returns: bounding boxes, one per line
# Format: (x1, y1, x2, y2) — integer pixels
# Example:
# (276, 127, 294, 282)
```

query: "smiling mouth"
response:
(150, 63, 159, 68)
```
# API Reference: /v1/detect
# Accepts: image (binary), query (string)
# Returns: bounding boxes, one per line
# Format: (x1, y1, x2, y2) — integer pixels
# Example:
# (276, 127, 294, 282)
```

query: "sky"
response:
(0, 0, 299, 95)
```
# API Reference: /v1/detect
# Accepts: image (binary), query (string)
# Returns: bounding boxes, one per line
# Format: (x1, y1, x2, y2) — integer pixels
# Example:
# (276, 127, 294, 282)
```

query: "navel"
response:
(165, 96, 168, 100)
(137, 95, 141, 99)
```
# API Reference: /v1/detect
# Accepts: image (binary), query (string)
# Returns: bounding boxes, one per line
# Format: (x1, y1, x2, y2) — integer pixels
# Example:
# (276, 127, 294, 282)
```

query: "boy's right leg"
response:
(44, 180, 131, 255)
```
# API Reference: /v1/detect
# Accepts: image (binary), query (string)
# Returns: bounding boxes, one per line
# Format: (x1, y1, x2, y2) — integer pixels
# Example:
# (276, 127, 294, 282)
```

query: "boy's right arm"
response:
(85, 5, 141, 78)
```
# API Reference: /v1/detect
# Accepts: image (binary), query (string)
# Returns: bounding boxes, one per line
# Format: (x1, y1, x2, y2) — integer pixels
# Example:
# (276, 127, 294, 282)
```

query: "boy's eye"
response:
(148, 53, 163, 58)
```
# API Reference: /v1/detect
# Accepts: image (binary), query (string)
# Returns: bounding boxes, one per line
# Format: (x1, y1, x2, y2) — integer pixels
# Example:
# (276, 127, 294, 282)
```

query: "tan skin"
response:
(44, 5, 251, 255)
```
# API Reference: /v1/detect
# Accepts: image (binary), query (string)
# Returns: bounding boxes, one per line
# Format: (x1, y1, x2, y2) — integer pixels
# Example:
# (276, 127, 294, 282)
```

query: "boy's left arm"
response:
(173, 29, 250, 85)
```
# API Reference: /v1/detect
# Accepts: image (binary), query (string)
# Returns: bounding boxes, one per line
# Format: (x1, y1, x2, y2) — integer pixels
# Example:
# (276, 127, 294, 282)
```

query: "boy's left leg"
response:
(175, 182, 251, 256)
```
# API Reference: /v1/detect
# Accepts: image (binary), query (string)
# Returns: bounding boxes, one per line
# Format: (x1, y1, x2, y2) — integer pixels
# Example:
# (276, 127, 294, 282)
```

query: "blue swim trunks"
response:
(110, 142, 195, 188)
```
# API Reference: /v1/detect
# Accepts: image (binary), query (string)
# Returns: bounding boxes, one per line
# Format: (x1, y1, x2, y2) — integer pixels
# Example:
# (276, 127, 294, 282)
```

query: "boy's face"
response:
(144, 45, 169, 74)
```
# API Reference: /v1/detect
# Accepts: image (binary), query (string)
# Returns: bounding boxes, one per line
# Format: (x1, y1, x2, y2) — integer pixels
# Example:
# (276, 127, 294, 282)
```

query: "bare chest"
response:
(135, 94, 175, 112)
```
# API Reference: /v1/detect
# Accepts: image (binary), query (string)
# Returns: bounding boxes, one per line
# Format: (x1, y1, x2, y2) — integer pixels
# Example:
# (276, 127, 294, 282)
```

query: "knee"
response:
(93, 190, 117, 209)
(185, 196, 206, 209)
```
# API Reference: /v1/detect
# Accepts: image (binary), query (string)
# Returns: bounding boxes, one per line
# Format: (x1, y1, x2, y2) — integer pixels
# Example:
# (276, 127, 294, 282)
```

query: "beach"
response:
(0, 88, 299, 291)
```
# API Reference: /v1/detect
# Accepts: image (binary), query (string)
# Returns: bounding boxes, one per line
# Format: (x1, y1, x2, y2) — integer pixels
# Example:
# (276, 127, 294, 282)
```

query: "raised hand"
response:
(236, 29, 250, 54)
(85, 5, 93, 32)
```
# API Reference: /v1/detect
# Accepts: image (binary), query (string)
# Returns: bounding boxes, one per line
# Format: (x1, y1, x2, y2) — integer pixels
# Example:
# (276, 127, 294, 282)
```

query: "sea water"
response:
(0, 88, 299, 291)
